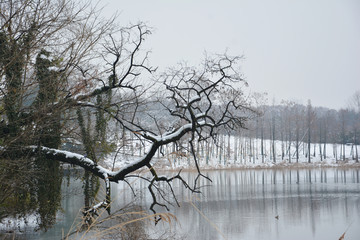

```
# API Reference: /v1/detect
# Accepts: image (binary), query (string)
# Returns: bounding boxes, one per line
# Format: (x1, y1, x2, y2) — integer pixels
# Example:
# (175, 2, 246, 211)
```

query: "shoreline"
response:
(154, 160, 360, 172)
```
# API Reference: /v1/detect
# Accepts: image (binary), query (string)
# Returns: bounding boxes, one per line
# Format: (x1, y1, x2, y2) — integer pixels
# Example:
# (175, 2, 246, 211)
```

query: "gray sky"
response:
(102, 0, 360, 109)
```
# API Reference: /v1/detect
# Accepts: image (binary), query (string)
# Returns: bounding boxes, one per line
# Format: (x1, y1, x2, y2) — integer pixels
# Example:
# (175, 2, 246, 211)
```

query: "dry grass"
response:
(62, 203, 178, 240)
(62, 177, 178, 240)
(338, 221, 353, 240)
(186, 195, 227, 240)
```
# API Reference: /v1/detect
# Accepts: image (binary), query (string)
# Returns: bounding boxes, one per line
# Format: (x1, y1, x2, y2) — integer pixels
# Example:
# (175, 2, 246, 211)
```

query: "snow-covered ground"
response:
(101, 136, 360, 171)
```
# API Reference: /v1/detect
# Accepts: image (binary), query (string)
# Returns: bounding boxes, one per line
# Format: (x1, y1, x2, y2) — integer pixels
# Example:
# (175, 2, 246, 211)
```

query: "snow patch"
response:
(48, 66, 60, 71)
(39, 54, 54, 61)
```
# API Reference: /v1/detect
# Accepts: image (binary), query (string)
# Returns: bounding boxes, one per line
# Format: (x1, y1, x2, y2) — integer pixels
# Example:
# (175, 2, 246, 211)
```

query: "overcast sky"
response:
(102, 0, 360, 109)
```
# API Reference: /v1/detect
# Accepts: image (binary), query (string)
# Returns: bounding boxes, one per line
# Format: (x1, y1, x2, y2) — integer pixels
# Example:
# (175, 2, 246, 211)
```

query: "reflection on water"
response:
(0, 156, 63, 234)
(163, 169, 360, 240)
(8, 168, 360, 240)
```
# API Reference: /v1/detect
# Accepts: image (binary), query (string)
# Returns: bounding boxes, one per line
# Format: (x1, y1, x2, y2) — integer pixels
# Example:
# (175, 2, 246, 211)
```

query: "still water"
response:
(163, 169, 360, 240)
(35, 168, 360, 239)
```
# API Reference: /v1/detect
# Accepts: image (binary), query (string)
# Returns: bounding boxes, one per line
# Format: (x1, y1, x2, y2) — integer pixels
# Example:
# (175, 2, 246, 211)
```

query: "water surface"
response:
(13, 168, 360, 239)
(159, 168, 360, 240)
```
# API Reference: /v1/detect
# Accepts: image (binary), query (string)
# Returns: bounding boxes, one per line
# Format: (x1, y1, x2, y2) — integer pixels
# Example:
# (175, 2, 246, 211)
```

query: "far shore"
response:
(153, 160, 360, 172)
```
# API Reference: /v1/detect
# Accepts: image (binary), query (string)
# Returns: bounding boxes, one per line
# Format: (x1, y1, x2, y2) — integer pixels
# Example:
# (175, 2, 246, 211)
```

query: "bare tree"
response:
(348, 90, 360, 113)
(348, 90, 360, 162)
(271, 99, 277, 163)
(252, 92, 267, 163)
(0, 0, 117, 228)
(0, 0, 254, 228)
(306, 100, 315, 163)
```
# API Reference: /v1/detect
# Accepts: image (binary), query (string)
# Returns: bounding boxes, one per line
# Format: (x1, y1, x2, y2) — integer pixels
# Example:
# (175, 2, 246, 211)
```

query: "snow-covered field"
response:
(102, 136, 360, 171)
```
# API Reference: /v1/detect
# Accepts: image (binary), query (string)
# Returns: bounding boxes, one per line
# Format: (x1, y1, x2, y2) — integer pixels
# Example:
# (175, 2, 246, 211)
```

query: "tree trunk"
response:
(261, 122, 264, 163)
(234, 136, 238, 163)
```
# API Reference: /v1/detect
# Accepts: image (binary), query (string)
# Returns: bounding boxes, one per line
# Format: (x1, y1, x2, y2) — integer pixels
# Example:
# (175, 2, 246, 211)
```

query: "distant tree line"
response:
(241, 92, 360, 162)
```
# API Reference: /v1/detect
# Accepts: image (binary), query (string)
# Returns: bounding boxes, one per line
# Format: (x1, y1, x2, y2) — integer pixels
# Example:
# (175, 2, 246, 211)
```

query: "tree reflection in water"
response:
(159, 168, 360, 240)
(33, 156, 63, 231)
(1, 167, 359, 240)
(0, 156, 63, 232)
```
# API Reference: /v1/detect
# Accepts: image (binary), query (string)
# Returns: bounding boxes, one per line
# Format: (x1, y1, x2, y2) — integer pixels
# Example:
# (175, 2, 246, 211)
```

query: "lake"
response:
(11, 168, 360, 240)
(163, 169, 360, 240)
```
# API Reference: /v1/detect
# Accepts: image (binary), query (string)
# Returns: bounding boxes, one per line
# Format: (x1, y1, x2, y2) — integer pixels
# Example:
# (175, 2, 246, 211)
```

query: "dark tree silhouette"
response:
(0, 0, 253, 225)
